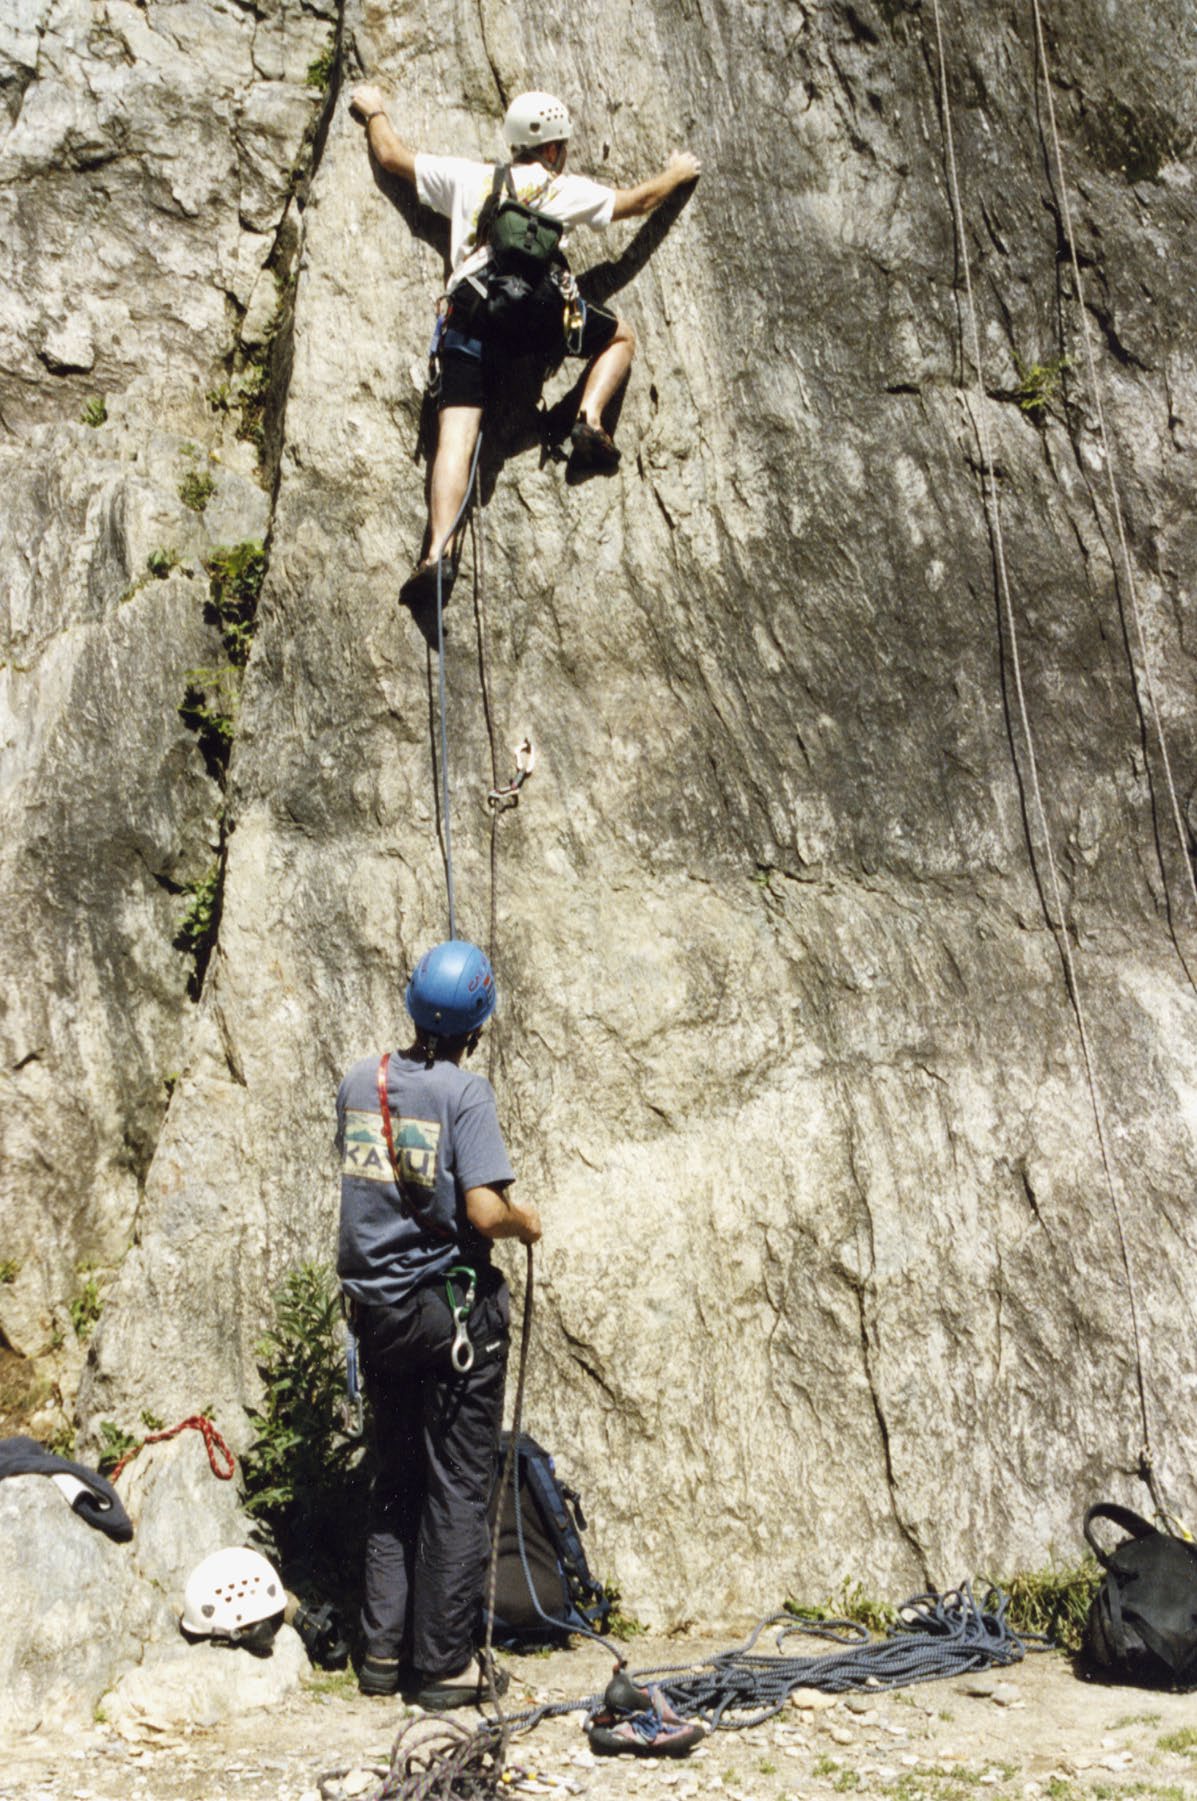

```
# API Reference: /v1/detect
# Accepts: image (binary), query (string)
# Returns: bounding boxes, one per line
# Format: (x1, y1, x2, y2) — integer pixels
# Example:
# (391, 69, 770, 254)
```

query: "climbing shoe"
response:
(400, 555, 457, 612)
(409, 1653, 510, 1711)
(569, 419, 621, 471)
(586, 1673, 706, 1757)
(359, 1652, 412, 1696)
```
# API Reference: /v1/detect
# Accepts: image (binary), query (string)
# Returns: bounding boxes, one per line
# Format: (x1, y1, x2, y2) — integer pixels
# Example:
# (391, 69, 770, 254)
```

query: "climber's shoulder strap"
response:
(475, 162, 509, 249)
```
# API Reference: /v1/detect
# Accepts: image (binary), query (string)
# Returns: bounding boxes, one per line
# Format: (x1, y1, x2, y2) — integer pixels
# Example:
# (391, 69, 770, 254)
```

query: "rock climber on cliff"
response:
(336, 939, 541, 1705)
(349, 84, 700, 608)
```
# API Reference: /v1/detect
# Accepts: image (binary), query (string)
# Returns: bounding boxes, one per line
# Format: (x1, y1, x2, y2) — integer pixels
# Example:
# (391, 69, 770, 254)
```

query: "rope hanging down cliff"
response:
(429, 436, 483, 943)
(1029, 0, 1197, 956)
(925, 0, 1167, 1520)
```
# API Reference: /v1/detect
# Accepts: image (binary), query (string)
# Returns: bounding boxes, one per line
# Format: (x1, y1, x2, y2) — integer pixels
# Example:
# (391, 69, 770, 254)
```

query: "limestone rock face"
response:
(0, 1474, 166, 1737)
(5, 0, 1197, 1637)
(0, 0, 328, 1352)
(99, 1625, 307, 1735)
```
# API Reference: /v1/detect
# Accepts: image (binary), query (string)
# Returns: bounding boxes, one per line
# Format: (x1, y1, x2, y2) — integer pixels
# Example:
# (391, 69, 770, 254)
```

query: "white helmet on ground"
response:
(180, 1547, 285, 1648)
(502, 91, 572, 152)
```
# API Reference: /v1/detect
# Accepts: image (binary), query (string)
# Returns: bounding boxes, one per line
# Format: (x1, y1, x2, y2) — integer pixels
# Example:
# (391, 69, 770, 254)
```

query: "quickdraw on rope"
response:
(486, 737, 535, 812)
(109, 1413, 235, 1483)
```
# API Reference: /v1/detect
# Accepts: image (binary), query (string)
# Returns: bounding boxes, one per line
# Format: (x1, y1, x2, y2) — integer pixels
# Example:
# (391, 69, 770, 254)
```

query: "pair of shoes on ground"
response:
(358, 1650, 510, 1710)
(586, 1674, 706, 1757)
(399, 553, 458, 612)
(569, 418, 621, 471)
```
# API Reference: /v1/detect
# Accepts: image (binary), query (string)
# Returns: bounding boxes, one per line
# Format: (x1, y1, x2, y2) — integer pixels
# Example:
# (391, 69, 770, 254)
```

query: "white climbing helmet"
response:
(180, 1546, 285, 1643)
(502, 91, 572, 152)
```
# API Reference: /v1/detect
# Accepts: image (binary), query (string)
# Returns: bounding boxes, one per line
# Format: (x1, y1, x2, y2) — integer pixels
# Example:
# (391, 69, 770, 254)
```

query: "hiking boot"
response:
(409, 1654, 510, 1711)
(569, 419, 621, 471)
(359, 1653, 412, 1697)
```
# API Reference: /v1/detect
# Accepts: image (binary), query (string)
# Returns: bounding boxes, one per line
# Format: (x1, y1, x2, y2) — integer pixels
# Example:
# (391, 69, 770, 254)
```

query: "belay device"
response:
(487, 1431, 611, 1646)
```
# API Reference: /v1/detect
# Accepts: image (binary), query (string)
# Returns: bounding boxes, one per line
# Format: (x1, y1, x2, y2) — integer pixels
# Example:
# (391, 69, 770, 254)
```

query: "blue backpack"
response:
(488, 1432, 611, 1646)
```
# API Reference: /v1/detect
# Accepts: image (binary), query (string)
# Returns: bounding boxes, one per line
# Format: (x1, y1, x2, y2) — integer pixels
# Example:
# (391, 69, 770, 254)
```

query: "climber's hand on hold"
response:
(350, 84, 386, 122)
(668, 150, 702, 186)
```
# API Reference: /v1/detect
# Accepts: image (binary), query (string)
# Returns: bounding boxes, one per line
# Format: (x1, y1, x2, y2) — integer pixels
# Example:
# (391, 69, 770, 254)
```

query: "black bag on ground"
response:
(1082, 1502, 1197, 1689)
(486, 1431, 610, 1647)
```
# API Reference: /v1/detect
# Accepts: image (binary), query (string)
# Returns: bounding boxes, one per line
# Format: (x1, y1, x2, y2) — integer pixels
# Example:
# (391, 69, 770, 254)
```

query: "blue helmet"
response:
(405, 939, 497, 1037)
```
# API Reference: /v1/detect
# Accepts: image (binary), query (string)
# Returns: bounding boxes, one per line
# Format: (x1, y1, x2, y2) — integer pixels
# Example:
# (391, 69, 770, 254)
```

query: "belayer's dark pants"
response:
(357, 1273, 509, 1677)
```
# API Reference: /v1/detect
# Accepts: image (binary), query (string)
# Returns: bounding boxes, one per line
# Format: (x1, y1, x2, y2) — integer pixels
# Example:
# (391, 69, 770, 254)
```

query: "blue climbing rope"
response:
(321, 1585, 1036, 1799)
(434, 430, 484, 941)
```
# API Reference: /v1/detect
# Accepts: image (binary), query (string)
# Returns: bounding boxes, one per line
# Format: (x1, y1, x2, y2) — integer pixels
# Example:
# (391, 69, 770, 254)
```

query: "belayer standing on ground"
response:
(348, 84, 701, 605)
(336, 939, 542, 1705)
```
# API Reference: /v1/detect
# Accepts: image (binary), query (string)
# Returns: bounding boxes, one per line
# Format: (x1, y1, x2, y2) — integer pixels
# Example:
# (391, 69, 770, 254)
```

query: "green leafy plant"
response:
(203, 541, 265, 664)
(140, 1409, 165, 1431)
(600, 1580, 647, 1641)
(96, 1420, 139, 1476)
(206, 381, 233, 414)
(69, 1270, 104, 1341)
(146, 547, 181, 579)
(240, 1263, 369, 1589)
(234, 357, 271, 451)
(787, 1578, 897, 1633)
(0, 1259, 18, 1285)
(306, 42, 336, 89)
(1001, 1558, 1101, 1652)
(179, 666, 239, 778)
(47, 1422, 76, 1457)
(178, 468, 216, 513)
(80, 396, 107, 427)
(175, 864, 221, 986)
(1014, 354, 1071, 421)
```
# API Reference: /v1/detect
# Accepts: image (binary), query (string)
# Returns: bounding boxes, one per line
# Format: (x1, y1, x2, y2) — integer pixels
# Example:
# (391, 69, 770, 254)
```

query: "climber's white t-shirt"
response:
(415, 155, 616, 291)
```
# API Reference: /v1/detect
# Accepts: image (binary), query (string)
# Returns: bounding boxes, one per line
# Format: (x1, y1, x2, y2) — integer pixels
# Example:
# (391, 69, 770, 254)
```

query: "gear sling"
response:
(450, 164, 585, 352)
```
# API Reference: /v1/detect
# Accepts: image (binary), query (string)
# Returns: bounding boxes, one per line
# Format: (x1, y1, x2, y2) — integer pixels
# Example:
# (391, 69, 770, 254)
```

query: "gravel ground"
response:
(4, 1631, 1197, 1801)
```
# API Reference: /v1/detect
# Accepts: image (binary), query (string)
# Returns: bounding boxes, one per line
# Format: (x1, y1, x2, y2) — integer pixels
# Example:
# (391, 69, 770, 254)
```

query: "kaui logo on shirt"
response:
(343, 1110, 440, 1188)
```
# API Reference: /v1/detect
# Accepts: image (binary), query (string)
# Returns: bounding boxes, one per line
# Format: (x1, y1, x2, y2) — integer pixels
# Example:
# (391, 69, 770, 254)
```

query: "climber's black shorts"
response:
(437, 295, 620, 412)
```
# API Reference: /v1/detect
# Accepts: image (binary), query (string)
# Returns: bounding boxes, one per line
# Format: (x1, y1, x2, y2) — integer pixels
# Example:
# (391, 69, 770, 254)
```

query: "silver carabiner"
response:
(446, 1266, 477, 1374)
(450, 1316, 476, 1374)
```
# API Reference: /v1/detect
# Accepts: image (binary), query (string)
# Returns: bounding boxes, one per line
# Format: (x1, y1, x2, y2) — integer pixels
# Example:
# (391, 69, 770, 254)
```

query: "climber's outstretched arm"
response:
(350, 85, 417, 185)
(611, 150, 701, 221)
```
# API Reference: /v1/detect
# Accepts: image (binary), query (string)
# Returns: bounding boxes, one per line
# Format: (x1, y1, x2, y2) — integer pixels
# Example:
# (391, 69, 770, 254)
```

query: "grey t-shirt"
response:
(336, 1050, 515, 1306)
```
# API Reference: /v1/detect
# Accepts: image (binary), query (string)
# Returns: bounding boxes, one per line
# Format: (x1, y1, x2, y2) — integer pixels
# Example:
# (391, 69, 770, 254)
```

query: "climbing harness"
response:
(487, 737, 536, 811)
(925, 0, 1170, 1519)
(445, 1264, 478, 1373)
(109, 1413, 236, 1484)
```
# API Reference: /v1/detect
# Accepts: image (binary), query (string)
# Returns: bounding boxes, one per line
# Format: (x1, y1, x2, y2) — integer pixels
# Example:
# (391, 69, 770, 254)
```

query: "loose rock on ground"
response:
(3, 1630, 1197, 1801)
